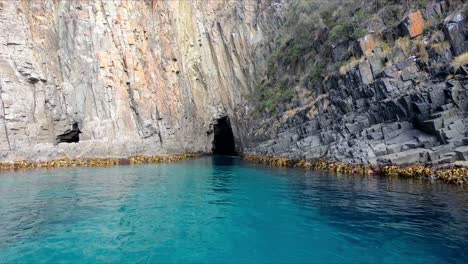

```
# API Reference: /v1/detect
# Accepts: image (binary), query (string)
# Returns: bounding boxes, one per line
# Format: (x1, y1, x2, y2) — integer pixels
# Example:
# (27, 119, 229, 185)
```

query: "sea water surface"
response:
(0, 156, 467, 263)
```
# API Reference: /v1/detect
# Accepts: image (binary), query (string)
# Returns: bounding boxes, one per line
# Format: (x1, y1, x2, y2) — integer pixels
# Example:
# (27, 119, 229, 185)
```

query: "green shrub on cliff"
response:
(252, 0, 458, 116)
(254, 80, 294, 115)
(379, 5, 402, 28)
(330, 24, 352, 42)
(309, 64, 326, 87)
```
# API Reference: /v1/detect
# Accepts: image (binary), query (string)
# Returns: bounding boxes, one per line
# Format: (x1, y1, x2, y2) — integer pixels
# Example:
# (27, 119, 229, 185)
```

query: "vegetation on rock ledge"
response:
(252, 0, 467, 116)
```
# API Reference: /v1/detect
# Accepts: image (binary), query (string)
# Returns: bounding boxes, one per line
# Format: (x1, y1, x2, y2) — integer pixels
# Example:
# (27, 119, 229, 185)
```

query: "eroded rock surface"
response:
(0, 0, 466, 169)
(0, 0, 286, 161)
(244, 3, 468, 167)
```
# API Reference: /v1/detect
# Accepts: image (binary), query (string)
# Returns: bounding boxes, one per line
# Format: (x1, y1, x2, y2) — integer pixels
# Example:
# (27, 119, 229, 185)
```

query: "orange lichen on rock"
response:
(406, 10, 425, 38)
(359, 34, 375, 54)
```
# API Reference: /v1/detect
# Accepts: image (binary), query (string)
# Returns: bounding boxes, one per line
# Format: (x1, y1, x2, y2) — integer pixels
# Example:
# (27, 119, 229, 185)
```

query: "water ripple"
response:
(0, 157, 466, 263)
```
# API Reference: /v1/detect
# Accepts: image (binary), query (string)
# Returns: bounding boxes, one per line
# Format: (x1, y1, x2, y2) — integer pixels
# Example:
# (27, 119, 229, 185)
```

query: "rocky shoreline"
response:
(0, 1, 466, 181)
(244, 3, 468, 172)
(0, 153, 203, 172)
(244, 155, 468, 185)
(1, 152, 466, 185)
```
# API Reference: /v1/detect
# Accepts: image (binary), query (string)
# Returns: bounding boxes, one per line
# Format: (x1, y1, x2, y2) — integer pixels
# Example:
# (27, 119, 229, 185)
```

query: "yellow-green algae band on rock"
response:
(243, 155, 468, 186)
(0, 153, 203, 171)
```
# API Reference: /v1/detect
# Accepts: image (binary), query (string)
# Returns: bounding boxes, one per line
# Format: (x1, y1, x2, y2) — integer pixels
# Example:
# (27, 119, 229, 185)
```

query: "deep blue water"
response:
(0, 156, 467, 263)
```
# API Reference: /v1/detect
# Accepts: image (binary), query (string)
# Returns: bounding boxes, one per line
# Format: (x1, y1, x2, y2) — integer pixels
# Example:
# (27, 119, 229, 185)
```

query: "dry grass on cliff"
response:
(430, 41, 451, 55)
(414, 39, 429, 64)
(396, 37, 412, 56)
(451, 52, 468, 71)
(339, 56, 365, 75)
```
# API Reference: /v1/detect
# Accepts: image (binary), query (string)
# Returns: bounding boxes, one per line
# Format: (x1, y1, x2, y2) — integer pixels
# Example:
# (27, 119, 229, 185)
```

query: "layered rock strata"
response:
(0, 0, 285, 161)
(0, 0, 467, 171)
(244, 3, 468, 168)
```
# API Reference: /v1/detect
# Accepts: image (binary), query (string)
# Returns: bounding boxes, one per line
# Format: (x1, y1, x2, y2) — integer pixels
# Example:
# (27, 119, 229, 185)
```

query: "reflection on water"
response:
(286, 169, 468, 260)
(0, 156, 466, 263)
(208, 156, 235, 205)
(211, 155, 237, 166)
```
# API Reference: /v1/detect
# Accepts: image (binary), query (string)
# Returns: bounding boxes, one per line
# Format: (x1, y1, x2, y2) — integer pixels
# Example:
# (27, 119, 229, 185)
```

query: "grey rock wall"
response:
(0, 0, 466, 168)
(244, 6, 468, 167)
(0, 0, 286, 161)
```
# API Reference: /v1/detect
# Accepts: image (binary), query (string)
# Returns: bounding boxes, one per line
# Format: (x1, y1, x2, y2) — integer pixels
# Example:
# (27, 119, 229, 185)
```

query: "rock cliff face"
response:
(0, 0, 285, 161)
(244, 1, 468, 167)
(0, 0, 467, 168)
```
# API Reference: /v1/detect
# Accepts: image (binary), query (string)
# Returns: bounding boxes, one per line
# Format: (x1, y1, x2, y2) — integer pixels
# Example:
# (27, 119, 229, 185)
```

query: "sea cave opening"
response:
(212, 116, 237, 156)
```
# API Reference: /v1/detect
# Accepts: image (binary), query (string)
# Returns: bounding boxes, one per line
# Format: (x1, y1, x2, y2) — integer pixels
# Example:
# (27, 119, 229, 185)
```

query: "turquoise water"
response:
(0, 156, 467, 263)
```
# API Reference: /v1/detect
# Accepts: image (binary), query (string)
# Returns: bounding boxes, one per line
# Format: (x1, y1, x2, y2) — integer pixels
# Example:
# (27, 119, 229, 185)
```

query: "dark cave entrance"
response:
(212, 116, 237, 156)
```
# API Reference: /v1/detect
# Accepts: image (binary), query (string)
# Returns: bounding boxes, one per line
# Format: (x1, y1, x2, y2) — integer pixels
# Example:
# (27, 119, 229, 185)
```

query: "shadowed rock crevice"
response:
(56, 122, 81, 144)
(212, 116, 237, 156)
